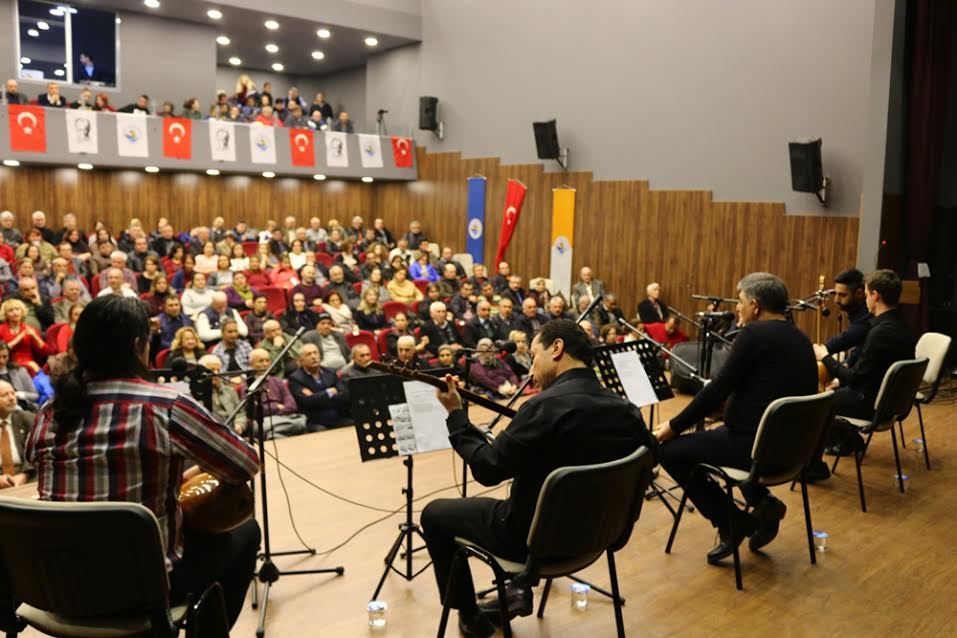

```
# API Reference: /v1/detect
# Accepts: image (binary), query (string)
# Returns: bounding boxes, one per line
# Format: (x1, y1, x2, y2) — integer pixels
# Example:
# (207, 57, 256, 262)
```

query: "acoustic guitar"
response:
(179, 472, 254, 536)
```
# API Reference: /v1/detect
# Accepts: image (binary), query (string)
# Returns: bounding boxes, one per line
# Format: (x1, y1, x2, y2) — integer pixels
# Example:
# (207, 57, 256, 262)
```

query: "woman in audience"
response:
(385, 312, 424, 358)
(162, 244, 186, 278)
(528, 277, 552, 308)
(0, 342, 39, 410)
(0, 299, 45, 375)
(436, 344, 464, 377)
(143, 275, 172, 316)
(468, 338, 519, 399)
(21, 243, 49, 276)
(270, 254, 299, 290)
(65, 228, 91, 255)
(337, 240, 358, 271)
(137, 256, 162, 294)
(93, 93, 115, 112)
(383, 254, 404, 281)
(600, 323, 620, 345)
(229, 243, 249, 272)
(288, 240, 308, 271)
(207, 104, 224, 121)
(194, 241, 219, 275)
(418, 283, 442, 323)
(322, 290, 354, 332)
(255, 242, 278, 269)
(171, 254, 196, 292)
(181, 272, 214, 317)
(505, 329, 533, 379)
(281, 292, 318, 334)
(235, 74, 257, 103)
(182, 98, 203, 119)
(386, 266, 422, 305)
(244, 295, 273, 345)
(169, 326, 204, 363)
(362, 267, 390, 302)
(410, 253, 439, 283)
(209, 254, 234, 289)
(355, 288, 387, 333)
(225, 272, 257, 311)
(56, 303, 84, 354)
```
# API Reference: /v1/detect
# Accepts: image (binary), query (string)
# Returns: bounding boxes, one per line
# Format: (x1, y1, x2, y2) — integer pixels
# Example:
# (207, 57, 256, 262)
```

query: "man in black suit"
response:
(490, 262, 511, 294)
(438, 247, 467, 278)
(419, 301, 464, 357)
(595, 294, 626, 328)
(118, 94, 151, 115)
(545, 296, 572, 322)
(76, 52, 109, 83)
(448, 281, 476, 321)
(638, 282, 671, 324)
(0, 380, 33, 489)
(463, 300, 503, 348)
(287, 343, 349, 431)
(4, 79, 27, 105)
(516, 298, 548, 341)
(492, 298, 521, 339)
(36, 82, 66, 107)
(502, 275, 526, 307)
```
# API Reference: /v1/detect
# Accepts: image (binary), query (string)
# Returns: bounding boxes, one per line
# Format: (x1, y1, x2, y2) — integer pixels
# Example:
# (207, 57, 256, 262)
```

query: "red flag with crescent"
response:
(289, 129, 315, 167)
(8, 105, 46, 153)
(494, 179, 528, 269)
(391, 136, 413, 168)
(162, 117, 192, 159)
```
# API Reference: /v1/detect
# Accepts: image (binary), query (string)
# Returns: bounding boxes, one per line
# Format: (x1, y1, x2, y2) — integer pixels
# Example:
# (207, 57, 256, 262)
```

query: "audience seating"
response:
(414, 280, 429, 294)
(155, 349, 171, 368)
(345, 330, 379, 360)
(314, 253, 334, 268)
(259, 286, 288, 315)
(241, 242, 259, 257)
(376, 328, 393, 357)
(44, 323, 68, 354)
(382, 301, 410, 322)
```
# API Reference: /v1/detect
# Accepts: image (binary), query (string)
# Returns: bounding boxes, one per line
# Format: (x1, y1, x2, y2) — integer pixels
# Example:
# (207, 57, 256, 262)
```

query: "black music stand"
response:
(347, 374, 446, 601)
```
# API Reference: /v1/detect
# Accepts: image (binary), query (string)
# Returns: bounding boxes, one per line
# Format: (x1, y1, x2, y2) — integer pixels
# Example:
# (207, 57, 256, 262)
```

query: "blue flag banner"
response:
(466, 175, 487, 265)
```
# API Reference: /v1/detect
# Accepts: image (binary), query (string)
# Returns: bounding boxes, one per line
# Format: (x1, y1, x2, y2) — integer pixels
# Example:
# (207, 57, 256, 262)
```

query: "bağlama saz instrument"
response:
(178, 472, 254, 535)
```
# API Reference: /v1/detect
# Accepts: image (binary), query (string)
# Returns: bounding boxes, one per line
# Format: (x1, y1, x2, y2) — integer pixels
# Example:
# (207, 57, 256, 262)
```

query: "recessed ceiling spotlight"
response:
(145, 166, 160, 173)
(264, 19, 279, 30)
(262, 171, 275, 178)
(53, 69, 64, 77)
(19, 57, 30, 64)
(3, 160, 20, 167)
(144, 0, 160, 8)
(364, 36, 378, 47)
(313, 174, 326, 181)
(311, 50, 324, 60)
(271, 62, 284, 72)
(49, 8, 63, 16)
(206, 168, 220, 176)
(265, 43, 278, 53)
(316, 28, 331, 39)
(207, 9, 222, 19)
(27, 29, 39, 37)
(37, 21, 49, 30)
(78, 163, 93, 170)
(216, 35, 230, 45)
(228, 56, 241, 66)
(361, 176, 374, 183)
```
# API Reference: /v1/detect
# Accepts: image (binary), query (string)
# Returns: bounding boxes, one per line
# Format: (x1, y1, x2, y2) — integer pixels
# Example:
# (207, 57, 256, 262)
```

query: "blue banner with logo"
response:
(466, 175, 487, 265)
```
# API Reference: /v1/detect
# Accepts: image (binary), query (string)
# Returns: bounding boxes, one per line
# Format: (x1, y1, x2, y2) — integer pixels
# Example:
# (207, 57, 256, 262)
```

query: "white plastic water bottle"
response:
(367, 600, 387, 631)
(570, 582, 590, 611)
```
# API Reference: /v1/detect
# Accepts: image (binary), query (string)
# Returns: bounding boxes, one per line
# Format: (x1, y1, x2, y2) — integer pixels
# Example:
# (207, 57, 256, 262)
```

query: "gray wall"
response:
(361, 0, 887, 216)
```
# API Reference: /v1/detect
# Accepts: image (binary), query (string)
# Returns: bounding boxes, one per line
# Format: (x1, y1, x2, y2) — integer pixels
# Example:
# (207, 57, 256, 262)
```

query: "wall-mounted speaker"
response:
(533, 120, 561, 160)
(788, 139, 824, 193)
(419, 96, 439, 131)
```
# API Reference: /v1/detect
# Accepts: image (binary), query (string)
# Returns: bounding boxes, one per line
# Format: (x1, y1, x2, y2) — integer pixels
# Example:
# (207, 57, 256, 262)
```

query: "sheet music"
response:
(388, 403, 418, 455)
(611, 350, 660, 408)
(404, 381, 453, 454)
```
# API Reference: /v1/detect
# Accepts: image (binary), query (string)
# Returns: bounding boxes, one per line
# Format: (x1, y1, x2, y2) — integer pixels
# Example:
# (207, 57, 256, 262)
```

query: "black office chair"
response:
(437, 445, 656, 638)
(0, 498, 228, 638)
(665, 391, 836, 590)
(830, 358, 929, 512)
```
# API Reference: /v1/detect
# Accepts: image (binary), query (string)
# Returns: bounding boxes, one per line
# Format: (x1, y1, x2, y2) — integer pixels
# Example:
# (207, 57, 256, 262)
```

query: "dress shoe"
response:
(477, 584, 533, 626)
(803, 459, 831, 483)
(458, 610, 496, 638)
(748, 495, 787, 551)
(707, 516, 755, 565)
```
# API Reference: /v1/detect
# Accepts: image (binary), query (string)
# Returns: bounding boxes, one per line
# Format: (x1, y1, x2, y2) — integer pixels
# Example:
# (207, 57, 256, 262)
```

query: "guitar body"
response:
(817, 361, 833, 391)
(179, 472, 254, 535)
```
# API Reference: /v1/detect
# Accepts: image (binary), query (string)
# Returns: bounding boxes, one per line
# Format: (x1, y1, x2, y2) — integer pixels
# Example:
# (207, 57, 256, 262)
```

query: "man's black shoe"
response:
(826, 432, 866, 457)
(804, 460, 831, 483)
(477, 584, 533, 626)
(458, 609, 496, 638)
(707, 516, 755, 565)
(748, 496, 787, 552)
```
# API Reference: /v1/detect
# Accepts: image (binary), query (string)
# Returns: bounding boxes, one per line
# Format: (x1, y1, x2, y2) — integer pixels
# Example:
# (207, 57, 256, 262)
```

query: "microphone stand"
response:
(616, 317, 706, 385)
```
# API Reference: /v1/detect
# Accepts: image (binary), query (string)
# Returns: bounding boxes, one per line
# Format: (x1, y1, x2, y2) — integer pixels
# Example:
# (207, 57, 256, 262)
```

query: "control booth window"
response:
(17, 0, 118, 88)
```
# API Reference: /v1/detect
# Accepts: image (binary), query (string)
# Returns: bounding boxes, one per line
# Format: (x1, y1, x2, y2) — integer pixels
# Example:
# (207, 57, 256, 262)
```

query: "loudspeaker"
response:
(419, 96, 439, 131)
(533, 120, 561, 160)
(788, 139, 824, 193)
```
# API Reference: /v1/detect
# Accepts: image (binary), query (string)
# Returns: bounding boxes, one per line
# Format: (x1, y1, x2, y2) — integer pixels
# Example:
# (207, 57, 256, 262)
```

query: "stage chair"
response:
(437, 445, 655, 638)
(666, 391, 837, 591)
(830, 358, 929, 512)
(911, 333, 952, 470)
(382, 301, 410, 322)
(346, 330, 379, 360)
(259, 286, 288, 316)
(0, 498, 229, 638)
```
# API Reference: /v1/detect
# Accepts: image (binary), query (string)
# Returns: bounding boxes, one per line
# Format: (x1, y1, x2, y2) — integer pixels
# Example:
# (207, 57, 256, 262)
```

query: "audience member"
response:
(468, 338, 519, 398)
(322, 291, 354, 332)
(143, 275, 173, 316)
(463, 300, 501, 348)
(37, 82, 66, 108)
(118, 94, 151, 114)
(527, 278, 552, 308)
(212, 320, 253, 382)
(152, 295, 192, 353)
(395, 335, 428, 369)
(240, 349, 307, 438)
(595, 293, 626, 327)
(420, 301, 464, 357)
(0, 380, 33, 488)
(517, 298, 548, 341)
(0, 299, 45, 375)
(571, 266, 606, 309)
(492, 298, 520, 338)
(0, 212, 22, 246)
(3, 79, 27, 105)
(169, 326, 204, 363)
(546, 296, 572, 322)
(490, 261, 511, 293)
(341, 344, 383, 381)
(638, 282, 671, 324)
(181, 272, 215, 316)
(504, 330, 533, 378)
(437, 263, 461, 298)
(12, 277, 54, 332)
(330, 111, 354, 133)
(324, 265, 360, 307)
(503, 275, 526, 307)
(418, 284, 442, 324)
(288, 343, 349, 431)
(97, 267, 138, 298)
(355, 288, 387, 332)
(198, 354, 246, 433)
(404, 221, 427, 250)
(195, 292, 248, 343)
(281, 292, 319, 335)
(257, 320, 301, 379)
(52, 279, 88, 323)
(301, 312, 350, 371)
(385, 312, 422, 358)
(448, 281, 476, 321)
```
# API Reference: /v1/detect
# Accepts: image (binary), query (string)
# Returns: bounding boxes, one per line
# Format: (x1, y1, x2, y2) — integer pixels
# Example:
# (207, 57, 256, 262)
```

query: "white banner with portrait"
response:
(324, 131, 349, 167)
(64, 109, 98, 155)
(208, 120, 237, 162)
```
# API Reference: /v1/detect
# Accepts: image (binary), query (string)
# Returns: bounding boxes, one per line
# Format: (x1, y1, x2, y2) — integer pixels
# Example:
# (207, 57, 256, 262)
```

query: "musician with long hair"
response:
(25, 296, 260, 628)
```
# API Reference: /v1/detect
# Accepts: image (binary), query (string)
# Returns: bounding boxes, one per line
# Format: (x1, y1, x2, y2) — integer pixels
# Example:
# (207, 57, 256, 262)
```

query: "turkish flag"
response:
(494, 179, 528, 269)
(162, 117, 192, 159)
(391, 136, 414, 168)
(289, 129, 315, 167)
(8, 105, 46, 153)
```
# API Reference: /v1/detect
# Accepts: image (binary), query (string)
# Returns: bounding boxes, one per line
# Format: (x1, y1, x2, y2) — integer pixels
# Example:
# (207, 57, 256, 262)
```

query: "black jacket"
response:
(638, 299, 670, 324)
(825, 303, 872, 367)
(419, 320, 463, 356)
(287, 367, 348, 427)
(463, 317, 504, 348)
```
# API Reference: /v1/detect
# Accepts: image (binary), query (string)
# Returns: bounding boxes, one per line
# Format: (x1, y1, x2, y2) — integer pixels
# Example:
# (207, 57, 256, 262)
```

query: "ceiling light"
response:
(206, 168, 220, 176)
(216, 35, 230, 45)
(316, 28, 331, 39)
(49, 8, 63, 16)
(264, 19, 279, 30)
(27, 29, 39, 37)
(361, 176, 374, 183)
(311, 50, 324, 60)
(37, 21, 49, 30)
(228, 56, 241, 66)
(19, 57, 30, 64)
(54, 69, 64, 77)
(78, 163, 93, 170)
(271, 62, 284, 72)
(145, 166, 159, 173)
(265, 43, 278, 53)
(207, 9, 222, 19)
(313, 174, 326, 181)
(364, 36, 378, 47)
(116, 17, 121, 24)
(262, 171, 275, 178)
(144, 0, 160, 8)
(3, 160, 20, 167)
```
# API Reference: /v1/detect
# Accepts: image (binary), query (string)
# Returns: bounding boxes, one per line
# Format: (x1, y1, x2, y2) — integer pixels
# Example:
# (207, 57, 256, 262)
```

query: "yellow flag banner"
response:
(549, 187, 576, 299)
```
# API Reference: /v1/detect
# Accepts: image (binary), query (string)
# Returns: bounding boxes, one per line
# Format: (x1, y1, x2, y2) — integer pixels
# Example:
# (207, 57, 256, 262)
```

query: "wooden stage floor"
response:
(18, 388, 957, 637)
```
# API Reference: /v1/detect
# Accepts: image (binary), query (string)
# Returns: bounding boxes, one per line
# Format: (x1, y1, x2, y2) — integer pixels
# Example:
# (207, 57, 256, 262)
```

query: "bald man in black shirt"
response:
(424, 320, 655, 637)
(654, 273, 817, 565)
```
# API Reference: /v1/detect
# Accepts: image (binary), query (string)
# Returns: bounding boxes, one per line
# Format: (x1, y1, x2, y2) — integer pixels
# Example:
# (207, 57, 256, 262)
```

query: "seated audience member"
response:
(210, 254, 234, 290)
(341, 344, 383, 381)
(595, 293, 626, 327)
(301, 312, 350, 371)
(16, 229, 56, 264)
(306, 217, 329, 244)
(240, 349, 307, 438)
(225, 272, 258, 311)
(97, 268, 138, 298)
(410, 253, 439, 283)
(89, 240, 116, 276)
(212, 320, 253, 383)
(0, 380, 34, 488)
(389, 237, 414, 264)
(199, 355, 246, 434)
(143, 275, 173, 317)
(55, 303, 84, 356)
(546, 296, 572, 322)
(505, 330, 533, 379)
(437, 264, 462, 298)
(464, 300, 501, 348)
(644, 316, 689, 350)
(244, 295, 274, 345)
(291, 265, 326, 308)
(171, 254, 199, 293)
(3, 79, 27, 106)
(37, 82, 66, 108)
(288, 240, 308, 271)
(307, 110, 325, 130)
(330, 111, 354, 133)
(492, 298, 520, 339)
(284, 102, 309, 128)
(0, 299, 45, 375)
(527, 278, 552, 308)
(182, 272, 215, 317)
(419, 302, 464, 357)
(517, 298, 548, 341)
(469, 263, 490, 290)
(136, 257, 163, 294)
(385, 312, 423, 358)
(355, 288, 387, 332)
(503, 275, 526, 307)
(282, 292, 319, 335)
(254, 104, 282, 126)
(395, 335, 429, 369)
(654, 273, 816, 564)
(309, 91, 334, 120)
(193, 242, 218, 275)
(638, 282, 671, 324)
(229, 244, 249, 272)
(96, 251, 137, 290)
(0, 342, 40, 410)
(600, 323, 620, 345)
(258, 320, 301, 379)
(418, 284, 443, 324)
(438, 247, 467, 278)
(169, 326, 204, 364)
(152, 295, 193, 352)
(196, 292, 249, 344)
(435, 345, 465, 377)
(244, 258, 273, 289)
(448, 281, 477, 321)
(403, 221, 427, 250)
(490, 261, 511, 293)
(127, 236, 157, 274)
(52, 278, 89, 324)
(271, 255, 300, 291)
(288, 344, 349, 431)
(118, 94, 152, 114)
(571, 266, 606, 309)
(468, 338, 519, 398)
(387, 267, 422, 305)
(325, 228, 343, 254)
(322, 291, 354, 332)
(361, 268, 391, 303)
(477, 281, 501, 312)
(325, 265, 361, 307)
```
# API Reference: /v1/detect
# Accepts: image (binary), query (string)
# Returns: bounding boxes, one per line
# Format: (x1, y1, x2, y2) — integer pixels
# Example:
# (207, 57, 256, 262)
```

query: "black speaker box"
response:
(419, 96, 438, 131)
(788, 139, 824, 193)
(533, 120, 561, 160)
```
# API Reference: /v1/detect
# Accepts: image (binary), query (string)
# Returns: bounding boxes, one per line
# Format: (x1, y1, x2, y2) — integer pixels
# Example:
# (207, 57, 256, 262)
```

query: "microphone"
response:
(577, 294, 604, 322)
(695, 311, 735, 320)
